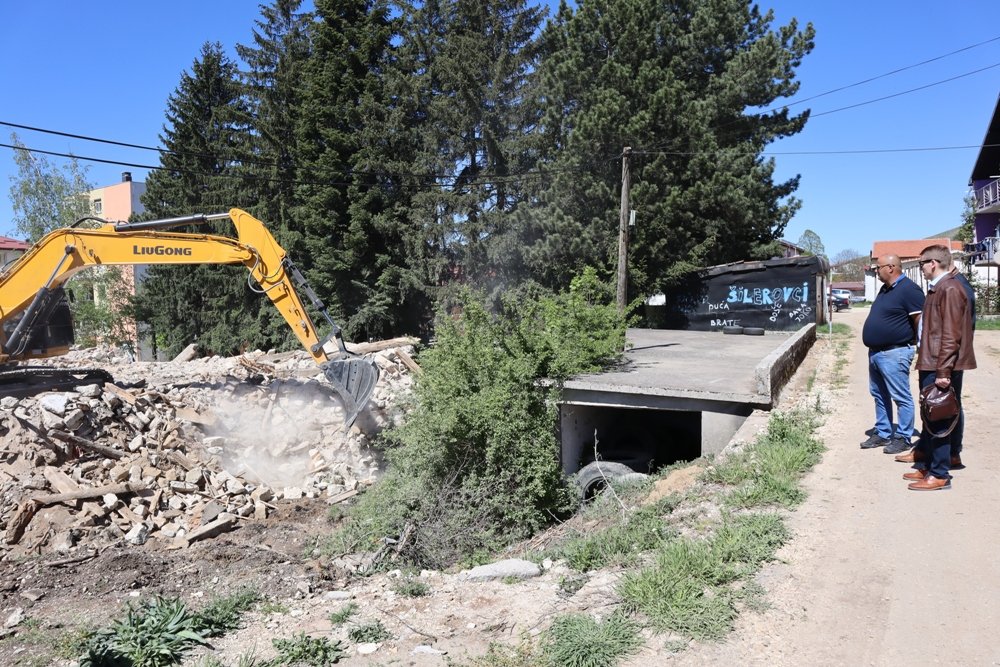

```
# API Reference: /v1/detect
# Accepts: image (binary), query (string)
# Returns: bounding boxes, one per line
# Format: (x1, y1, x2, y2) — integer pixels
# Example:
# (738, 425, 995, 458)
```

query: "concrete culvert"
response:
(573, 461, 648, 500)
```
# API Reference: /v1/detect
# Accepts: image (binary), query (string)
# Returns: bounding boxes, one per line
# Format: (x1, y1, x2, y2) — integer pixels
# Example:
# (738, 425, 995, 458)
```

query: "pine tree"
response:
(512, 0, 815, 298)
(293, 0, 405, 341)
(433, 0, 545, 289)
(136, 42, 260, 357)
(235, 0, 315, 346)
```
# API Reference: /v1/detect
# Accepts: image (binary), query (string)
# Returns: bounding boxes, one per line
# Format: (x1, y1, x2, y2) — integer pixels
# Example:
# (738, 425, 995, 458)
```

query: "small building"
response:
(646, 255, 832, 330)
(866, 239, 964, 299)
(87, 172, 149, 358)
(0, 234, 30, 269)
(776, 239, 805, 258)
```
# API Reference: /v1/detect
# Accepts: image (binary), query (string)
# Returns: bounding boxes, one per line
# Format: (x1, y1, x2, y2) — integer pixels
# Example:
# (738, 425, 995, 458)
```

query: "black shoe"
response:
(865, 427, 876, 437)
(860, 434, 891, 449)
(883, 437, 911, 455)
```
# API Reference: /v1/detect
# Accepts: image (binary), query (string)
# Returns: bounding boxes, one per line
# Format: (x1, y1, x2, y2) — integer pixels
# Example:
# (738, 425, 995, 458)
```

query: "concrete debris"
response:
(459, 559, 542, 582)
(0, 343, 417, 558)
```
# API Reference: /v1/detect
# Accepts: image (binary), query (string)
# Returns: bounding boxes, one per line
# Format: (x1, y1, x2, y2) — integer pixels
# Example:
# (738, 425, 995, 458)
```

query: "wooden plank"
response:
(41, 468, 81, 495)
(31, 482, 148, 507)
(395, 348, 422, 375)
(49, 431, 124, 460)
(345, 336, 419, 355)
(103, 382, 138, 405)
(4, 503, 38, 544)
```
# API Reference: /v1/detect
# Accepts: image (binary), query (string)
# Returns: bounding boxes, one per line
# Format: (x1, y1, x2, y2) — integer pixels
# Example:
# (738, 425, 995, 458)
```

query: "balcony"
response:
(975, 179, 1000, 213)
(965, 236, 1000, 266)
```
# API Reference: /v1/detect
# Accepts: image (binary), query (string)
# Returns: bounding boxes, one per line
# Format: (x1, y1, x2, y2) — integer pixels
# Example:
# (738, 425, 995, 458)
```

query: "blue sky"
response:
(2, 1, 999, 261)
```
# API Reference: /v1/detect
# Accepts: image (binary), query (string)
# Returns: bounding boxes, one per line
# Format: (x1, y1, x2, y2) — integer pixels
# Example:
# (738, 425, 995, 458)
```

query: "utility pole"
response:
(616, 146, 631, 314)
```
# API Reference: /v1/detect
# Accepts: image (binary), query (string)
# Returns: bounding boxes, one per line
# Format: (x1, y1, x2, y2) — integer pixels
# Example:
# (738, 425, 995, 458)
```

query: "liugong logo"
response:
(132, 245, 193, 256)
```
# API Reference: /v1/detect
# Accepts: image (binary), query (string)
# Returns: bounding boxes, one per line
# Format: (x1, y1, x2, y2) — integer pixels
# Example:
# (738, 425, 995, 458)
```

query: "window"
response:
(93, 199, 102, 215)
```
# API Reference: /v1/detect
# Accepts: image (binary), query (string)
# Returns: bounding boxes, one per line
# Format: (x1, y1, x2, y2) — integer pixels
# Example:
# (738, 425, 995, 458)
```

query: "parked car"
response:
(831, 289, 850, 312)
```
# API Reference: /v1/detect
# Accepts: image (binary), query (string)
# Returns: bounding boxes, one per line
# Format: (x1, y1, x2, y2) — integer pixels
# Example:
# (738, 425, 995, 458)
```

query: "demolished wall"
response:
(0, 344, 415, 558)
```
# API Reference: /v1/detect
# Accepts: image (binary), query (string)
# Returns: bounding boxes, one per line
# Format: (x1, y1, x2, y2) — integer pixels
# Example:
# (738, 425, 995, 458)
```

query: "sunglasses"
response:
(918, 258, 936, 266)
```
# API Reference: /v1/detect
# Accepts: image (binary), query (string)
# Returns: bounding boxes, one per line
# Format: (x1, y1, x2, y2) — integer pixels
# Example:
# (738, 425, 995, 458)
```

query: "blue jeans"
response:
(868, 345, 916, 441)
(914, 370, 964, 479)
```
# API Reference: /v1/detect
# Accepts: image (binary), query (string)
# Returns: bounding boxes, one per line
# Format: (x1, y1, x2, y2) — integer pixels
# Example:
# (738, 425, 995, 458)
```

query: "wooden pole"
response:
(617, 146, 632, 314)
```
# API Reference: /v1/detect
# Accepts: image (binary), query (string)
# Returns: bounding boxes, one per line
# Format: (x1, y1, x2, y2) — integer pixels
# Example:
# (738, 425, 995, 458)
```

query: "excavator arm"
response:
(0, 208, 378, 426)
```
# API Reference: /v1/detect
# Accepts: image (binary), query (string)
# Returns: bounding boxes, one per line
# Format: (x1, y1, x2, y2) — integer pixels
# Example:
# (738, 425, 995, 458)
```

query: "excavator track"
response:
(0, 366, 115, 398)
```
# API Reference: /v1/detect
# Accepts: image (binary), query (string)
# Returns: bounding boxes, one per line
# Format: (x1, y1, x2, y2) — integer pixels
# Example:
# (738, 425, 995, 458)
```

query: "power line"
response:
(0, 119, 282, 169)
(770, 33, 1000, 112)
(633, 143, 999, 158)
(809, 61, 1000, 118)
(0, 141, 597, 191)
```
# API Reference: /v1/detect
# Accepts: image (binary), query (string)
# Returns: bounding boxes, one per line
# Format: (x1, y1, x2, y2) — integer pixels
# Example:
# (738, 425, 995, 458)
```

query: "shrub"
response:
(336, 270, 629, 568)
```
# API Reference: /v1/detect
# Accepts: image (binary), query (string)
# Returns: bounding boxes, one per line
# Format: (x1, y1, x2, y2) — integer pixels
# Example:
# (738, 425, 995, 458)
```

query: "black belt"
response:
(869, 343, 912, 353)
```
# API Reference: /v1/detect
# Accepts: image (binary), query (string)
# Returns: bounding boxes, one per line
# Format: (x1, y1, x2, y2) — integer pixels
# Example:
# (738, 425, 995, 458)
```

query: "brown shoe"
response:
(951, 455, 964, 470)
(894, 448, 922, 463)
(902, 469, 928, 481)
(908, 475, 951, 491)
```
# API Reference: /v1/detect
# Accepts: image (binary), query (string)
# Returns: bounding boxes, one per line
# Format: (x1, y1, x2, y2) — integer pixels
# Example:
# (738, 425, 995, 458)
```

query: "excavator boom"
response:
(0, 208, 378, 427)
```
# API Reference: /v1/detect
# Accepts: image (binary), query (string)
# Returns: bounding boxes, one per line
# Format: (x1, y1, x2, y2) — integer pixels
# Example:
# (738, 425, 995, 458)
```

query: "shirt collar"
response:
(928, 272, 947, 288)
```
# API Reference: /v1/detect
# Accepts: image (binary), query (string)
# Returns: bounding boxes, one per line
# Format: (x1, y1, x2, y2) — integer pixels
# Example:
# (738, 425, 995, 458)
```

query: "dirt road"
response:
(663, 307, 1000, 666)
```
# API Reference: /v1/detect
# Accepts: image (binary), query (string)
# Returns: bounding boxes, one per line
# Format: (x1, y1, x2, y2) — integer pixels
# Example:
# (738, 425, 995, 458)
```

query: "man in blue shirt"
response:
(860, 254, 925, 454)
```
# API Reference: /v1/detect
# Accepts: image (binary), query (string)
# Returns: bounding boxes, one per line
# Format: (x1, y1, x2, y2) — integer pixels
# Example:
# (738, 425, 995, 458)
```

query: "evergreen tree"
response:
(433, 0, 546, 288)
(136, 43, 260, 358)
(293, 0, 406, 341)
(511, 0, 815, 298)
(235, 0, 315, 346)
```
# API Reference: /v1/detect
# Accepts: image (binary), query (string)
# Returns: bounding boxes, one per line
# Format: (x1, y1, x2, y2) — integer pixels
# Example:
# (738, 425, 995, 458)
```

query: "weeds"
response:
(393, 578, 430, 597)
(197, 587, 262, 637)
(540, 612, 642, 667)
(271, 633, 347, 666)
(557, 574, 588, 597)
(258, 600, 289, 615)
(328, 602, 358, 625)
(75, 589, 264, 667)
(551, 503, 675, 571)
(80, 596, 208, 667)
(618, 513, 787, 640)
(347, 620, 391, 643)
(703, 409, 824, 509)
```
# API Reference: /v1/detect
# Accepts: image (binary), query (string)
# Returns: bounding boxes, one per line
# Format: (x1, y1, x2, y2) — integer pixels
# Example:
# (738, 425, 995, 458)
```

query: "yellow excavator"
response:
(0, 208, 379, 426)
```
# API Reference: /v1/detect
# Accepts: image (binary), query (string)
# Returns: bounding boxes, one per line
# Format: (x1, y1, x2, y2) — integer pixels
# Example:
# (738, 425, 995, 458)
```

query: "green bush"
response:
(336, 270, 629, 568)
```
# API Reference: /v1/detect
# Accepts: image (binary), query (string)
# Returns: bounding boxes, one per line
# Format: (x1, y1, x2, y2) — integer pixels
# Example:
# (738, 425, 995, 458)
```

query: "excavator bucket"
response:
(322, 356, 380, 428)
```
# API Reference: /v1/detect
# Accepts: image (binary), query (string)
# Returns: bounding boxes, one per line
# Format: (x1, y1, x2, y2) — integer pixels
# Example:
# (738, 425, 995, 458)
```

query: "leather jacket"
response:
(916, 272, 976, 377)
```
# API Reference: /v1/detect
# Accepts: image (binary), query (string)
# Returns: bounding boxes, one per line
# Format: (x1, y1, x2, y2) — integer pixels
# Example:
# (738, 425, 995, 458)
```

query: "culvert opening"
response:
(561, 405, 703, 477)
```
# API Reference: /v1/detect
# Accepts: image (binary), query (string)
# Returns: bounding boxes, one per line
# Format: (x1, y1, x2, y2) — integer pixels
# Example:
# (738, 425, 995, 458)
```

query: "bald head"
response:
(878, 254, 901, 270)
(874, 253, 902, 285)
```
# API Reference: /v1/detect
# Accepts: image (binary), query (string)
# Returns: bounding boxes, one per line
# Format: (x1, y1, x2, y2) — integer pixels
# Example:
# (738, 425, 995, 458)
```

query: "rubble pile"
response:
(0, 343, 417, 557)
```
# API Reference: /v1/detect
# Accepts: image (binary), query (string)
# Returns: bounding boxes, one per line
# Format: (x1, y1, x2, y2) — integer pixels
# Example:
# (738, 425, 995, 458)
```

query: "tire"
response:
(743, 327, 765, 336)
(722, 325, 744, 335)
(573, 461, 638, 499)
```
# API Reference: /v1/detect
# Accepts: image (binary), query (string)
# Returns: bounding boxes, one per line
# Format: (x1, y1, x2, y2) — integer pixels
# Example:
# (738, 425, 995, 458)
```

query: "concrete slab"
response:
(559, 325, 816, 470)
(564, 326, 812, 407)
